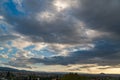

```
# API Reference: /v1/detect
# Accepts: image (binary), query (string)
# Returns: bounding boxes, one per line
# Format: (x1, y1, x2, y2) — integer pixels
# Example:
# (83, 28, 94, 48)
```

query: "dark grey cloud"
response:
(68, 65, 96, 71)
(29, 40, 120, 66)
(12, 17, 85, 44)
(74, 0, 120, 39)
(68, 68, 81, 71)
(1, 0, 120, 43)
(79, 65, 96, 69)
(0, 35, 19, 42)
(6, 40, 120, 68)
(23, 0, 52, 12)
(0, 0, 98, 44)
(1, 0, 120, 69)
(1, 0, 120, 44)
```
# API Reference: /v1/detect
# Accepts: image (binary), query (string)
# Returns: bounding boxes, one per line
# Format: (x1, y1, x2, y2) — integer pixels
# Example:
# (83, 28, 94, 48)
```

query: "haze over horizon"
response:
(0, 0, 120, 74)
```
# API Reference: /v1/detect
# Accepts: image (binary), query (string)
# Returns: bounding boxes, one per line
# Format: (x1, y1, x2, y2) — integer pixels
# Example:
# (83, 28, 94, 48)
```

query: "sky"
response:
(0, 0, 120, 74)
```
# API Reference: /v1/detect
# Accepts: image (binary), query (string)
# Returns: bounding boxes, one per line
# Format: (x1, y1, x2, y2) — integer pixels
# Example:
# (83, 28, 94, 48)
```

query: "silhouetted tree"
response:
(60, 73, 89, 80)
(6, 71, 14, 80)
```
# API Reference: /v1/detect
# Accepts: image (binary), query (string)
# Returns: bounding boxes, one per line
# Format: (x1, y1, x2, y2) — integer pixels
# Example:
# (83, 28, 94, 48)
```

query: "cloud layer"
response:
(0, 0, 120, 73)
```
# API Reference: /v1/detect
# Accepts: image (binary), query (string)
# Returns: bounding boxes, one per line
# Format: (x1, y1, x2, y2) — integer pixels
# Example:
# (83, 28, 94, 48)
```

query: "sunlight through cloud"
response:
(53, 0, 70, 12)
(36, 11, 56, 22)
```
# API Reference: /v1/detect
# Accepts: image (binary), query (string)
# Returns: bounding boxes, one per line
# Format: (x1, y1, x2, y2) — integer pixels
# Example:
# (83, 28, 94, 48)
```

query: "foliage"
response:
(60, 73, 89, 80)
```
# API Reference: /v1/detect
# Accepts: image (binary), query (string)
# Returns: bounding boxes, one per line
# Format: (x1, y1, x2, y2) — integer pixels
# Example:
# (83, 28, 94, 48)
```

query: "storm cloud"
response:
(0, 0, 107, 44)
(0, 0, 120, 71)
(74, 0, 120, 39)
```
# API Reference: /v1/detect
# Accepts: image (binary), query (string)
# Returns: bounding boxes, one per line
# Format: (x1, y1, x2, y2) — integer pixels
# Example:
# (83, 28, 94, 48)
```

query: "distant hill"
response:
(0, 67, 20, 72)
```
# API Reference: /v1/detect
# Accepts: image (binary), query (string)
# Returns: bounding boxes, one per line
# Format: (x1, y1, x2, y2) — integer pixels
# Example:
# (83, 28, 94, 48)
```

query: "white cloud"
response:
(0, 54, 8, 58)
(13, 0, 24, 12)
(53, 0, 79, 12)
(0, 16, 4, 20)
(14, 50, 35, 59)
(46, 43, 95, 56)
(86, 29, 109, 39)
(53, 0, 70, 12)
(0, 47, 4, 50)
(11, 38, 47, 50)
(36, 11, 56, 23)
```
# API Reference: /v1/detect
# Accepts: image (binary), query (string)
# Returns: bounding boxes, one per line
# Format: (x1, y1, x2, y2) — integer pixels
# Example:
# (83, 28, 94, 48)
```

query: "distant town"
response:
(0, 67, 120, 80)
